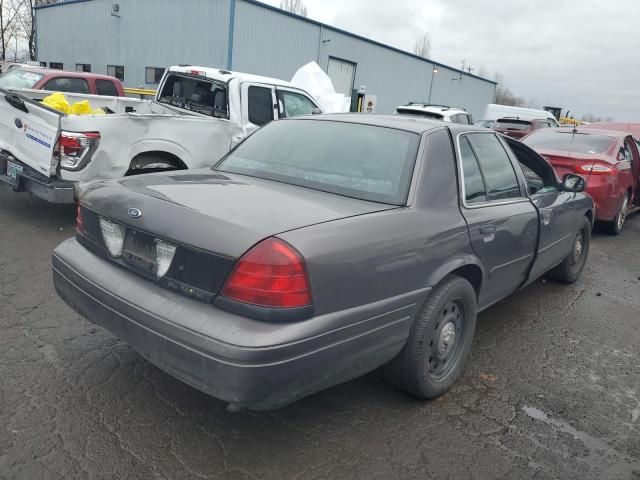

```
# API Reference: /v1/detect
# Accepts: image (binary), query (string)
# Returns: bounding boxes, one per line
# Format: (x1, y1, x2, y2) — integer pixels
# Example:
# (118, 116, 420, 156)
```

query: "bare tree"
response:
(279, 0, 308, 17)
(0, 0, 24, 61)
(413, 33, 431, 58)
(11, 0, 59, 61)
(493, 73, 525, 107)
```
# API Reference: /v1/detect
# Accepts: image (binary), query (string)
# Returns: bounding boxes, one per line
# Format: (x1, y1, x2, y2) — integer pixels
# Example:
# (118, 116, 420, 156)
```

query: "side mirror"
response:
(311, 107, 322, 115)
(562, 173, 585, 193)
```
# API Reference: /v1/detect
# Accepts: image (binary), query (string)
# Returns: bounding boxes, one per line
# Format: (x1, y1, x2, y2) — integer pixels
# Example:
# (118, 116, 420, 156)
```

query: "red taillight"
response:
(575, 163, 614, 175)
(222, 238, 311, 308)
(76, 204, 84, 234)
(56, 131, 100, 171)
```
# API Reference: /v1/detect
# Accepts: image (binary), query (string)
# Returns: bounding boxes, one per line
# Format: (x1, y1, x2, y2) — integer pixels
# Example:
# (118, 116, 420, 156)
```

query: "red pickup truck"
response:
(0, 67, 125, 97)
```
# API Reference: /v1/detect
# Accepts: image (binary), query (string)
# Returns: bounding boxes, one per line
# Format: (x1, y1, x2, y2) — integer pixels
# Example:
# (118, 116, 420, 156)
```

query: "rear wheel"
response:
(607, 193, 629, 235)
(384, 275, 477, 399)
(548, 216, 591, 283)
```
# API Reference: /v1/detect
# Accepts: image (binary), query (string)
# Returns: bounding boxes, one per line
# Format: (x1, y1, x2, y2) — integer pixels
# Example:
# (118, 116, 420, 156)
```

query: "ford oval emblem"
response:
(128, 208, 142, 219)
(15, 118, 23, 129)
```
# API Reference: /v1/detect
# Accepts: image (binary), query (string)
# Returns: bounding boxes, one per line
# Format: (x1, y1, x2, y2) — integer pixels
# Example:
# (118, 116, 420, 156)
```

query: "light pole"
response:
(427, 65, 438, 103)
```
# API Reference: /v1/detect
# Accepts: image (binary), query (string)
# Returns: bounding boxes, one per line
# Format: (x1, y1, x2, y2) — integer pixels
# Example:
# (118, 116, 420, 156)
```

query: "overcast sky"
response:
(259, 0, 640, 121)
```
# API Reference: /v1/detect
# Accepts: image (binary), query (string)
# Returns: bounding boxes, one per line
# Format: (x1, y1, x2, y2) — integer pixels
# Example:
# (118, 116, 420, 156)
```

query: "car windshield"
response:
(157, 73, 228, 117)
(494, 119, 532, 130)
(523, 129, 615, 154)
(215, 120, 420, 205)
(0, 69, 44, 89)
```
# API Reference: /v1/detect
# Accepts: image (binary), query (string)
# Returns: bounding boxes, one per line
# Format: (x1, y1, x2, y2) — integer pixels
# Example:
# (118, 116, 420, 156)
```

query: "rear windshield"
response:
(494, 119, 532, 130)
(396, 108, 444, 120)
(523, 129, 615, 154)
(157, 73, 228, 118)
(215, 120, 420, 205)
(0, 69, 44, 89)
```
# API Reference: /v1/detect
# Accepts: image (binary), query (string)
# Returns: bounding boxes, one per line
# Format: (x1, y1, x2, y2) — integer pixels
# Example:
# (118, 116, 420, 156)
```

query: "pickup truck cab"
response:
(0, 65, 320, 203)
(0, 67, 125, 96)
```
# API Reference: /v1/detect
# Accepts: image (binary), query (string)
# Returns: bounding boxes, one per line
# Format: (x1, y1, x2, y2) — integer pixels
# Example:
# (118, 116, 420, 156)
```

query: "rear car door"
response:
(456, 131, 539, 308)
(0, 89, 61, 179)
(504, 138, 576, 280)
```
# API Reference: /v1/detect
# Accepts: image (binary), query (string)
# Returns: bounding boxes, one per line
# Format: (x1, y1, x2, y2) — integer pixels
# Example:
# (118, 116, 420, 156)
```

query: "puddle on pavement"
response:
(522, 406, 640, 476)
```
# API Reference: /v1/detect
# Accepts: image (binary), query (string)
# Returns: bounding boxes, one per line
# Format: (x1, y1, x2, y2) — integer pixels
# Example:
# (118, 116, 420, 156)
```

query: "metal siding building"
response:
(35, 0, 496, 118)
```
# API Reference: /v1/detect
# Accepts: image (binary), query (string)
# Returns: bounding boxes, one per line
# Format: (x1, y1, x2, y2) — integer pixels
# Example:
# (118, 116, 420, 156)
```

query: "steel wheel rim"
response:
(571, 229, 585, 266)
(616, 196, 629, 230)
(428, 300, 465, 380)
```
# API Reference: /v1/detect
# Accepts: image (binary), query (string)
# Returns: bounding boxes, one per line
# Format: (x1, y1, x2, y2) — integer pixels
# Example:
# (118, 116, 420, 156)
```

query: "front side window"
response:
(107, 65, 125, 81)
(216, 120, 420, 205)
(277, 90, 316, 118)
(247, 86, 274, 126)
(466, 133, 521, 201)
(43, 77, 90, 94)
(0, 69, 44, 89)
(459, 136, 487, 203)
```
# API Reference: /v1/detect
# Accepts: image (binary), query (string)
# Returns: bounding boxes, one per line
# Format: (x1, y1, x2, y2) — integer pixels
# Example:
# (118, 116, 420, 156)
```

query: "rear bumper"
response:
(52, 238, 424, 410)
(0, 153, 75, 204)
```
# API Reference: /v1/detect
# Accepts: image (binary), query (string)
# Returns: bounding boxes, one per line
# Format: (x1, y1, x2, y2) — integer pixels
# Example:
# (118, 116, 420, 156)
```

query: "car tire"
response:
(548, 216, 591, 284)
(384, 275, 477, 399)
(606, 194, 629, 235)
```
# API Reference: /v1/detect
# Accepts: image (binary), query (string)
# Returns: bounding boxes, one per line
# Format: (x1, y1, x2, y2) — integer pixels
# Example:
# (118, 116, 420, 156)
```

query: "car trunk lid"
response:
(536, 150, 607, 178)
(82, 169, 399, 259)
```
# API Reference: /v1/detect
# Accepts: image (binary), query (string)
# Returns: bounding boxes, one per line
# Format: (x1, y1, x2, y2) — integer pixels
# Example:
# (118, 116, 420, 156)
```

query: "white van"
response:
(481, 104, 559, 126)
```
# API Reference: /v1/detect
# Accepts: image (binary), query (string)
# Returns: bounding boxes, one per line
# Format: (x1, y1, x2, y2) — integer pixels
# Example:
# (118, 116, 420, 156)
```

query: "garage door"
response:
(327, 57, 356, 96)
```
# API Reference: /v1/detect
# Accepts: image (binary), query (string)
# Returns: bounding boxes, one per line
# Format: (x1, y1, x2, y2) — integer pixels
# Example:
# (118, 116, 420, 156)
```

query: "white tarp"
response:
(290, 62, 351, 114)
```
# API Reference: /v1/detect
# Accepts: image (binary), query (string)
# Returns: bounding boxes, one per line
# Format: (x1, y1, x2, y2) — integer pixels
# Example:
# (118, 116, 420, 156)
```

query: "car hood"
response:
(81, 169, 398, 258)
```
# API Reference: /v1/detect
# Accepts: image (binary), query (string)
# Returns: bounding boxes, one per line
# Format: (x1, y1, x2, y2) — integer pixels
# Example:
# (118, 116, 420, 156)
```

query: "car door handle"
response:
(479, 225, 497, 235)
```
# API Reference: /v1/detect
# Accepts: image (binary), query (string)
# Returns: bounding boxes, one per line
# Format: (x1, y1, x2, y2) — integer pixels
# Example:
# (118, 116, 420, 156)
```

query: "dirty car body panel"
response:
(52, 115, 594, 410)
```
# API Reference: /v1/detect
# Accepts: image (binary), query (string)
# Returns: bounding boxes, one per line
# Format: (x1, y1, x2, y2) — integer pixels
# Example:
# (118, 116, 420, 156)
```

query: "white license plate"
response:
(7, 161, 23, 179)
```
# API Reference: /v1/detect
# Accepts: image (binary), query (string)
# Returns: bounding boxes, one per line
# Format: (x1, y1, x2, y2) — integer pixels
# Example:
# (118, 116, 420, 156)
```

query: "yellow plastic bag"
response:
(71, 100, 91, 115)
(42, 92, 71, 114)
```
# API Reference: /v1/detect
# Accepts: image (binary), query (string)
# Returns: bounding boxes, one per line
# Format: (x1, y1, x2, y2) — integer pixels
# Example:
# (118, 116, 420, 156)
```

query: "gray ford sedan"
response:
(53, 115, 593, 410)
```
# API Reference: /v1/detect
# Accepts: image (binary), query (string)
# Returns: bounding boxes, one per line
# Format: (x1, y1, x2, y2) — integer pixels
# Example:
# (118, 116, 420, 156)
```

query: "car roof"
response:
(397, 104, 466, 113)
(294, 113, 486, 134)
(13, 67, 121, 83)
(168, 65, 298, 88)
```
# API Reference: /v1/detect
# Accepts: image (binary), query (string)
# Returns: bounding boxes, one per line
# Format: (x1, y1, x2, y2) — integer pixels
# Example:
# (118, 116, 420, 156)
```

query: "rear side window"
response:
(277, 90, 316, 118)
(247, 86, 274, 126)
(456, 114, 471, 125)
(459, 136, 487, 203)
(466, 134, 521, 201)
(95, 79, 119, 96)
(43, 77, 90, 94)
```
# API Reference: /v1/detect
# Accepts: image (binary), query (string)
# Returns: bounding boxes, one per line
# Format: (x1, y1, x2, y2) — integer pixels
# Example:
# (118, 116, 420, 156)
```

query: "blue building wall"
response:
(36, 0, 495, 118)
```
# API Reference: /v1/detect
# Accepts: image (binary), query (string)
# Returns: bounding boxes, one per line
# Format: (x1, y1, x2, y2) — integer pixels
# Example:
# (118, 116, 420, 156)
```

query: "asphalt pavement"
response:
(1, 188, 639, 480)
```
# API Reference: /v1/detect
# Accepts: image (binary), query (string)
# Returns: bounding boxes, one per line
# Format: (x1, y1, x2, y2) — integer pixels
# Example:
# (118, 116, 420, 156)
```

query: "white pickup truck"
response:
(0, 65, 320, 203)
